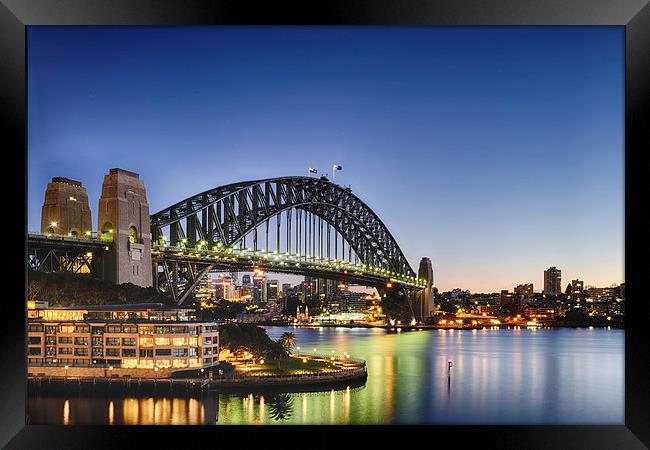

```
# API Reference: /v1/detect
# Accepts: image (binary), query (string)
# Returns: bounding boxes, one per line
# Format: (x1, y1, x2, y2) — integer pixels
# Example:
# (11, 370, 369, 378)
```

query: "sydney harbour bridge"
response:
(27, 169, 434, 322)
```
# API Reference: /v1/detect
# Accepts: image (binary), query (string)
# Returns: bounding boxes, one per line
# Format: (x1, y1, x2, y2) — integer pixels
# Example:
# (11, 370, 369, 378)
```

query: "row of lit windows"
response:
(28, 347, 202, 358)
(28, 323, 218, 335)
(29, 335, 216, 347)
(28, 358, 215, 368)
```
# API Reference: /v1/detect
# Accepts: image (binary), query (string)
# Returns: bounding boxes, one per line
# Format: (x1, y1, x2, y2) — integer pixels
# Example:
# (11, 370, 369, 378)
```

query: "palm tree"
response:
(279, 332, 297, 354)
(267, 393, 293, 421)
(265, 339, 287, 371)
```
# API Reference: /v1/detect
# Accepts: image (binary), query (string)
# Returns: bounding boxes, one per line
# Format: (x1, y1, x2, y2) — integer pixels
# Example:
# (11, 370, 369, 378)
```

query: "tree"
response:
(279, 332, 297, 354)
(265, 339, 288, 370)
(267, 393, 293, 421)
(218, 323, 278, 360)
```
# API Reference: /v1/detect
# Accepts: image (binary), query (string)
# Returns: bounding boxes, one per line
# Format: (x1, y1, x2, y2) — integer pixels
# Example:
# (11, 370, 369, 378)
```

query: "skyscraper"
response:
(544, 267, 562, 297)
(267, 279, 279, 303)
(253, 273, 267, 305)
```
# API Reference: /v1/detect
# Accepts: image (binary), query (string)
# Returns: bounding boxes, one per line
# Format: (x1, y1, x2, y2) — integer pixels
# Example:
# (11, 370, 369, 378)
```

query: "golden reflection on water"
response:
(343, 385, 350, 422)
(62, 400, 69, 425)
(259, 395, 265, 424)
(119, 397, 205, 425)
(28, 327, 623, 425)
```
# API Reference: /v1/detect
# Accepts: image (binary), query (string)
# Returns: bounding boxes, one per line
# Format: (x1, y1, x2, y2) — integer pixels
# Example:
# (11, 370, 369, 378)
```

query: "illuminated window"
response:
(122, 359, 138, 368)
(172, 337, 188, 346)
(139, 337, 154, 347)
(137, 359, 154, 369)
(129, 226, 138, 244)
(154, 337, 171, 346)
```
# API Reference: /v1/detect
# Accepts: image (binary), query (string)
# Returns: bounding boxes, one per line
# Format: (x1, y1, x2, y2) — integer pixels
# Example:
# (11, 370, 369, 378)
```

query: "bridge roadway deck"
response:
(152, 246, 425, 289)
(28, 233, 112, 250)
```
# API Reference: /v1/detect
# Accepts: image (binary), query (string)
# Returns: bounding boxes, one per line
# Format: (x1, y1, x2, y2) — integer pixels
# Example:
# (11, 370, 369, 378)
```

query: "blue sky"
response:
(27, 26, 624, 292)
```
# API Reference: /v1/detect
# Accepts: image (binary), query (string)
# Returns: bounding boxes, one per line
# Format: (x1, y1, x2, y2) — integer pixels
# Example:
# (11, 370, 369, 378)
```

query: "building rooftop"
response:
(109, 168, 140, 178)
(51, 177, 82, 187)
(37, 303, 191, 311)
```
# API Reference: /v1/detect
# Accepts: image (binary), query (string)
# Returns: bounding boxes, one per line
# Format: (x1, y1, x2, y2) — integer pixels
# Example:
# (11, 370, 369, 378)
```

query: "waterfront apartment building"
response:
(27, 303, 219, 371)
(544, 267, 562, 297)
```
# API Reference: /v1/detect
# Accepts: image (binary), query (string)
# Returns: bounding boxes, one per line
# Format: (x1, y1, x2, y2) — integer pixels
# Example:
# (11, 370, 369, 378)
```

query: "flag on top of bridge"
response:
(308, 167, 318, 174)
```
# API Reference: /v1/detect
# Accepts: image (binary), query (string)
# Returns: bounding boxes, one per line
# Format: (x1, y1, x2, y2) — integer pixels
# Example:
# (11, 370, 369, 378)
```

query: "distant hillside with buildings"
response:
(27, 271, 173, 306)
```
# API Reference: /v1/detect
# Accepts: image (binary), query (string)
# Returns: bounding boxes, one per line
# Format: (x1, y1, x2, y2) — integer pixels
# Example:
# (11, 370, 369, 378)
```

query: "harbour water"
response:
(27, 326, 624, 425)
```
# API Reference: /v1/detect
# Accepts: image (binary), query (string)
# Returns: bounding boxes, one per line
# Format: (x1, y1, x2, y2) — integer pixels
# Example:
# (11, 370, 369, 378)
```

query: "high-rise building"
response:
(253, 273, 267, 305)
(267, 279, 279, 303)
(215, 274, 236, 300)
(303, 277, 318, 302)
(568, 279, 585, 304)
(543, 267, 562, 297)
(514, 283, 534, 298)
(571, 279, 584, 295)
(499, 290, 516, 306)
(194, 275, 216, 301)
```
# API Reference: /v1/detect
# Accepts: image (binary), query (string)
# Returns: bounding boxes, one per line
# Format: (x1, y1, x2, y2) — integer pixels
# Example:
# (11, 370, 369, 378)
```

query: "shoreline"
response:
(27, 365, 367, 396)
(259, 322, 624, 330)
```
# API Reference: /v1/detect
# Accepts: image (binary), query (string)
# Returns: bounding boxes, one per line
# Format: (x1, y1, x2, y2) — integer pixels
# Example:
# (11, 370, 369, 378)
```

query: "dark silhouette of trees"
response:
(267, 393, 293, 421)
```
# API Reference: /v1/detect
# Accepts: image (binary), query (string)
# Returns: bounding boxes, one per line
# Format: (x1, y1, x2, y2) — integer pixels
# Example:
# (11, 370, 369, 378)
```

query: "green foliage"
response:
(279, 332, 297, 354)
(27, 271, 173, 306)
(218, 323, 289, 360)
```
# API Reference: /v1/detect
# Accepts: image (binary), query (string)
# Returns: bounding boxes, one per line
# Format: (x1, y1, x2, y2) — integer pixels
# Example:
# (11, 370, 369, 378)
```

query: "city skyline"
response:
(27, 26, 624, 292)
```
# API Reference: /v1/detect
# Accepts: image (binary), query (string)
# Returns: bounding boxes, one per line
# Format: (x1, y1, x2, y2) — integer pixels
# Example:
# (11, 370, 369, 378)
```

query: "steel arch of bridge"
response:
(150, 176, 418, 304)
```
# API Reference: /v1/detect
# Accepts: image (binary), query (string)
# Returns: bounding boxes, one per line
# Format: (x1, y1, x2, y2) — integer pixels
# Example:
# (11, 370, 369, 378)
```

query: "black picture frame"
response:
(1, 0, 647, 448)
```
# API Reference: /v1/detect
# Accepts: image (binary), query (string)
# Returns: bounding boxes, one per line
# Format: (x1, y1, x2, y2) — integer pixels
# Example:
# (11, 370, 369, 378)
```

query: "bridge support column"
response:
(416, 257, 435, 321)
(98, 168, 152, 287)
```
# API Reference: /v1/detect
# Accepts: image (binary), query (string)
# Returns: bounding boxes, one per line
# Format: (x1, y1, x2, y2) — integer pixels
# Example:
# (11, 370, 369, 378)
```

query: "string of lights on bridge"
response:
(152, 236, 427, 289)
